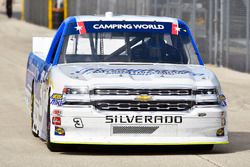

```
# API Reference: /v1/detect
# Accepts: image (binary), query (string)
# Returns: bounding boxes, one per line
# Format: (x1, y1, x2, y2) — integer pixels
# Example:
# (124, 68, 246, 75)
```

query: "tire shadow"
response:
(58, 131, 250, 155)
(212, 131, 250, 154)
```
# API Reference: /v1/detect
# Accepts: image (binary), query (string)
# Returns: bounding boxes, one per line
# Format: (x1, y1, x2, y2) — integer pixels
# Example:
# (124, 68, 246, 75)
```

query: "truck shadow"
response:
(59, 131, 250, 155)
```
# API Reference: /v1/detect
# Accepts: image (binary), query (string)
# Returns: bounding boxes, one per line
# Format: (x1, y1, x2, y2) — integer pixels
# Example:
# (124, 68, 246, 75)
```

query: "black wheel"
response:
(31, 88, 38, 137)
(46, 92, 63, 152)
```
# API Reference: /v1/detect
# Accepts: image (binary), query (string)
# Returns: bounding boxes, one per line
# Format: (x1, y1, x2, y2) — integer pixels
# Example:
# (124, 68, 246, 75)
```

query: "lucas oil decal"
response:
(50, 93, 63, 106)
(105, 115, 182, 124)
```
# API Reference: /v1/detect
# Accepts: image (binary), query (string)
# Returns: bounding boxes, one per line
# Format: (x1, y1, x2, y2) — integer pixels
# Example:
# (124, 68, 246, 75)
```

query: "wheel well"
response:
(31, 80, 34, 94)
(47, 87, 51, 122)
(48, 87, 51, 106)
(30, 80, 34, 112)
(47, 87, 52, 141)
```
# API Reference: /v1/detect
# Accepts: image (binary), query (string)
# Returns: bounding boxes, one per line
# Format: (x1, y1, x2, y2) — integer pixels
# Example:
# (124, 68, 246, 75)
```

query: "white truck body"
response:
(25, 15, 228, 151)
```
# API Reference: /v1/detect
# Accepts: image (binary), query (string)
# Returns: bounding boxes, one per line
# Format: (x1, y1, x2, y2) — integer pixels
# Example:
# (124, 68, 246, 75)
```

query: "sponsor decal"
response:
(51, 94, 62, 99)
(50, 93, 63, 106)
(221, 101, 227, 107)
(92, 23, 164, 30)
(75, 22, 86, 34)
(52, 117, 61, 126)
(172, 23, 181, 35)
(105, 115, 182, 124)
(76, 68, 204, 77)
(67, 21, 182, 35)
(55, 127, 65, 136)
(216, 127, 224, 137)
(53, 109, 62, 115)
(221, 112, 226, 126)
(218, 94, 227, 107)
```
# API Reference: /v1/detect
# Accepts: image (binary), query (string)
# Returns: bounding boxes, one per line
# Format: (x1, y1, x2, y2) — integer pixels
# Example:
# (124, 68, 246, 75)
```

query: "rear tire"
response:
(46, 92, 63, 152)
(31, 88, 38, 137)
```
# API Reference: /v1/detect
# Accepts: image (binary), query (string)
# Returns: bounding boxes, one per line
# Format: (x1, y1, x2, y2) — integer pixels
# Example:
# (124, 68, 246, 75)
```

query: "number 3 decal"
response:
(73, 118, 83, 128)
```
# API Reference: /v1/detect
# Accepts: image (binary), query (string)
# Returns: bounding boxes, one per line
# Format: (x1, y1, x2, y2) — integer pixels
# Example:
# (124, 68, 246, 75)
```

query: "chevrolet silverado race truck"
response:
(25, 14, 228, 151)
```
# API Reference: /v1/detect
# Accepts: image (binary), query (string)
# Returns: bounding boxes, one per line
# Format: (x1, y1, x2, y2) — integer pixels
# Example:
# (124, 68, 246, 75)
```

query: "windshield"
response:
(59, 22, 200, 65)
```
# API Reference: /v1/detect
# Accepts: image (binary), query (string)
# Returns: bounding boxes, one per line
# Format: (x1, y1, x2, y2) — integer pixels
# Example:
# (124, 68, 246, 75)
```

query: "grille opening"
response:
(95, 101, 193, 111)
(196, 102, 219, 105)
(93, 89, 192, 96)
(112, 126, 159, 134)
(62, 101, 219, 108)
(194, 89, 217, 95)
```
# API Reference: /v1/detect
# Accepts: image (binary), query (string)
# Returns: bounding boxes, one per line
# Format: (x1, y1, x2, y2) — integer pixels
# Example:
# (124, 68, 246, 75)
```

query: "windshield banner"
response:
(67, 21, 184, 35)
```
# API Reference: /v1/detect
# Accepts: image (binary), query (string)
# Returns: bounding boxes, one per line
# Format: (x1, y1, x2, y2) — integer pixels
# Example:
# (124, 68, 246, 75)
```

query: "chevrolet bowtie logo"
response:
(135, 95, 152, 102)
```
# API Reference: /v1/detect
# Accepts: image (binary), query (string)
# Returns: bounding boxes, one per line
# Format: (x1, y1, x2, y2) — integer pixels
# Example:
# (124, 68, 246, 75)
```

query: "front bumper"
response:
(50, 105, 228, 145)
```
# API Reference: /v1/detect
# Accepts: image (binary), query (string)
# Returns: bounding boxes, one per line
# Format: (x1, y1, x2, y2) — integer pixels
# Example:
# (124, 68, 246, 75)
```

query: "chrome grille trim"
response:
(93, 89, 192, 96)
(95, 101, 193, 111)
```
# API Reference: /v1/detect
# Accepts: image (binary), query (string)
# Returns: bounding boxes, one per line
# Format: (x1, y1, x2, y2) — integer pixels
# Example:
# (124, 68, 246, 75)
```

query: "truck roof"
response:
(46, 14, 203, 66)
(72, 15, 179, 24)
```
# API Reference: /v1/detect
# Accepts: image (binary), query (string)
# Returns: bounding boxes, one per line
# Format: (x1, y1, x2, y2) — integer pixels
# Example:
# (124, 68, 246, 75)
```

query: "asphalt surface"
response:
(0, 13, 250, 167)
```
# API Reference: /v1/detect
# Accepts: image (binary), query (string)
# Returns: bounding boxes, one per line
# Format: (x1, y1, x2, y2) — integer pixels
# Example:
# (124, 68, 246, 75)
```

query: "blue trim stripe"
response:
(53, 17, 76, 66)
(46, 23, 64, 65)
(178, 20, 204, 65)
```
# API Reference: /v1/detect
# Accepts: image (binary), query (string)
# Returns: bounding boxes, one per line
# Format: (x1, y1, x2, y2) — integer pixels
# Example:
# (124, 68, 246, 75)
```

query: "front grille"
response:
(93, 89, 191, 96)
(95, 101, 193, 111)
(112, 126, 159, 134)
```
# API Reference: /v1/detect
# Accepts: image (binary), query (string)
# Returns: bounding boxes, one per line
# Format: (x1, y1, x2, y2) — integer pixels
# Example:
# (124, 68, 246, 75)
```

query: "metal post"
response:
(64, 0, 68, 18)
(191, 0, 196, 39)
(134, 0, 137, 15)
(97, 0, 101, 15)
(76, 0, 81, 15)
(178, 0, 182, 18)
(165, 0, 169, 16)
(246, 0, 250, 72)
(109, 0, 116, 13)
(214, 0, 218, 65)
(219, 0, 224, 67)
(48, 0, 53, 29)
(225, 0, 230, 67)
(154, 0, 157, 15)
(145, 0, 149, 15)
(21, 0, 24, 20)
(208, 0, 213, 64)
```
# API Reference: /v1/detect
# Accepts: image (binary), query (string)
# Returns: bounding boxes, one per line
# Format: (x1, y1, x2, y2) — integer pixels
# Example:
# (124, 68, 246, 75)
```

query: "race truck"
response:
(25, 14, 228, 151)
